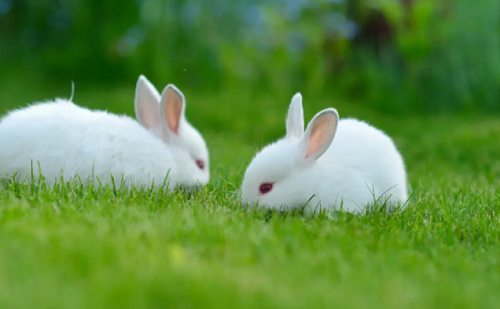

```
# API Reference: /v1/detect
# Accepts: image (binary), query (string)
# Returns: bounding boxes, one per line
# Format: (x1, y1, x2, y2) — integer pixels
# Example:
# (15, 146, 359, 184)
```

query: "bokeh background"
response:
(1, 0, 499, 114)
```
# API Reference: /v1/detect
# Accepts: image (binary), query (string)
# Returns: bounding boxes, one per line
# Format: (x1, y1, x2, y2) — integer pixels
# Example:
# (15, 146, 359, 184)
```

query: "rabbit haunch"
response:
(0, 75, 209, 189)
(241, 93, 408, 213)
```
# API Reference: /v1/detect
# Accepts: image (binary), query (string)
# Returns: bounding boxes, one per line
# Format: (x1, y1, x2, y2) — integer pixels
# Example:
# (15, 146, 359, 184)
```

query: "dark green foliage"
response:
(1, 0, 499, 113)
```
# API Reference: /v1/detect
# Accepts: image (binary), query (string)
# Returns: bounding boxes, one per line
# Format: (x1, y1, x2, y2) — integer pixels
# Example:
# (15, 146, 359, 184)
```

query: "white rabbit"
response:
(0, 75, 209, 190)
(241, 93, 408, 214)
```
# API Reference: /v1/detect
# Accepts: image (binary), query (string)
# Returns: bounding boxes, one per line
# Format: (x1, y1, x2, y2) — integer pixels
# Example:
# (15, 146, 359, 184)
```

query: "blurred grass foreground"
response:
(1, 0, 499, 114)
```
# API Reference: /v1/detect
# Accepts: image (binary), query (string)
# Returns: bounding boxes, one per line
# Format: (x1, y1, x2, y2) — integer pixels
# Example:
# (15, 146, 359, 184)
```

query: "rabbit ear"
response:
(135, 75, 161, 129)
(160, 84, 186, 135)
(286, 93, 304, 139)
(299, 108, 339, 162)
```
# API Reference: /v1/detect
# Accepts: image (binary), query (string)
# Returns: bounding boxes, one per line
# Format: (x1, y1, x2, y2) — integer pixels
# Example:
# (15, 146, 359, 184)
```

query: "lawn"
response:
(0, 74, 500, 309)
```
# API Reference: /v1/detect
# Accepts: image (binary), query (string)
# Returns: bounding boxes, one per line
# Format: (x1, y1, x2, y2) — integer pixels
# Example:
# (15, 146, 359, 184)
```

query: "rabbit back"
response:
(313, 118, 408, 212)
(0, 99, 177, 188)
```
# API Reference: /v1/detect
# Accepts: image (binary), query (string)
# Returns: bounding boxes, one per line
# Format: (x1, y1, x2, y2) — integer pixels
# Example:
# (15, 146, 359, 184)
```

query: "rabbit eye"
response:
(259, 183, 273, 195)
(195, 160, 204, 170)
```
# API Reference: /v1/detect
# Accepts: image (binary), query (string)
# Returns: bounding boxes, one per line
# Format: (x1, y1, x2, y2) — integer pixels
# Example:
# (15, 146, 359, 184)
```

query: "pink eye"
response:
(259, 183, 273, 195)
(196, 160, 204, 170)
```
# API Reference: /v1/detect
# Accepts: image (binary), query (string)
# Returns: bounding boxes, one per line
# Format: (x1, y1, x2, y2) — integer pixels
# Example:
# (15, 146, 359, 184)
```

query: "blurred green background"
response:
(1, 0, 499, 115)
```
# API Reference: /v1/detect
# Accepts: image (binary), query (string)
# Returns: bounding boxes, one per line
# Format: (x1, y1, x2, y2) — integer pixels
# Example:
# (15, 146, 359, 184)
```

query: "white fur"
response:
(241, 93, 408, 214)
(134, 75, 209, 187)
(0, 75, 209, 189)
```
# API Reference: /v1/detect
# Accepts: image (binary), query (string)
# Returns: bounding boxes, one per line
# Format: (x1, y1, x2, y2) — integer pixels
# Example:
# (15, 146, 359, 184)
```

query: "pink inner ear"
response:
(165, 88, 183, 134)
(305, 114, 335, 158)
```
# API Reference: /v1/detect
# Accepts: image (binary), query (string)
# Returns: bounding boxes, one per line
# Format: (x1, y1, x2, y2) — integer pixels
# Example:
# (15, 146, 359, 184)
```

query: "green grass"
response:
(1, 73, 500, 309)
